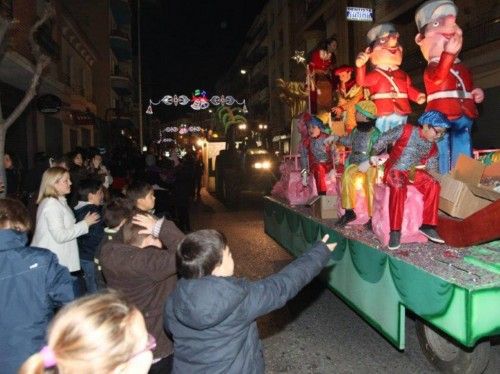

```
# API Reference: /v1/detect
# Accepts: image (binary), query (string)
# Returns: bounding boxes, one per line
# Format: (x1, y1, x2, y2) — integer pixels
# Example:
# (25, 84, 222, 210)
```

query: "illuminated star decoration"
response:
(291, 50, 306, 65)
(147, 89, 247, 115)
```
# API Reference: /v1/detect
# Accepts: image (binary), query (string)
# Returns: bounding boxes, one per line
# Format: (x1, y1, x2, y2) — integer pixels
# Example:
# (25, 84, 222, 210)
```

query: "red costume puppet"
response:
(308, 38, 337, 115)
(300, 116, 334, 195)
(415, 0, 484, 173)
(371, 111, 449, 250)
(356, 23, 426, 133)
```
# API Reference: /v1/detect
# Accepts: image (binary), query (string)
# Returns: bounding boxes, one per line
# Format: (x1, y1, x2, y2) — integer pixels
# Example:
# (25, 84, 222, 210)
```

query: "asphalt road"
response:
(190, 190, 499, 374)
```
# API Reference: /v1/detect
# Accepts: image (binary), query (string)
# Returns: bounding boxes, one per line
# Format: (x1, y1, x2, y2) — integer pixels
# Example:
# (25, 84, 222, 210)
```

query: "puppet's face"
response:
(308, 125, 321, 138)
(337, 70, 352, 83)
(355, 111, 371, 123)
(327, 40, 337, 53)
(416, 15, 461, 61)
(319, 49, 332, 61)
(370, 32, 402, 68)
(422, 124, 446, 142)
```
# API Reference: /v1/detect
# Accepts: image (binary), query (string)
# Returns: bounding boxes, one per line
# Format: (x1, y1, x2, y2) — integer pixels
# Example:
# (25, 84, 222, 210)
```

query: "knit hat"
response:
(334, 65, 354, 76)
(307, 116, 331, 134)
(355, 100, 377, 119)
(418, 110, 451, 128)
(415, 0, 457, 32)
(366, 23, 398, 44)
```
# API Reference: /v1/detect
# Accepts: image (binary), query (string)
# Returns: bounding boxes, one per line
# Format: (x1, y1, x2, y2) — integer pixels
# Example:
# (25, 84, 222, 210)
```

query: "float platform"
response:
(264, 196, 500, 350)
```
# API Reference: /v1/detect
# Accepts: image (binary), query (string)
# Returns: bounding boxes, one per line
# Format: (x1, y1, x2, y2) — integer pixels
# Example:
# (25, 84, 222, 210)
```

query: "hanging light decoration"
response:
(146, 89, 247, 115)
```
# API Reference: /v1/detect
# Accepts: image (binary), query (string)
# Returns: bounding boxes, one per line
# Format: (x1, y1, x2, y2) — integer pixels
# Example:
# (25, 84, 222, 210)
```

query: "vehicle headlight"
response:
(253, 160, 271, 169)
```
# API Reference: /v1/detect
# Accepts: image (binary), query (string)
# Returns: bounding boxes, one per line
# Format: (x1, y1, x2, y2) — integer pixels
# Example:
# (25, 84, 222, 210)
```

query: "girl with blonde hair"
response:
(19, 292, 155, 374)
(32, 167, 100, 277)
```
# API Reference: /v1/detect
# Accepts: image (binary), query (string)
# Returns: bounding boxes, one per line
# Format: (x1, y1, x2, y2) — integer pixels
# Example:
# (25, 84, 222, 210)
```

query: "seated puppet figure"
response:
(328, 100, 380, 227)
(414, 0, 484, 173)
(371, 111, 448, 250)
(308, 39, 335, 114)
(356, 23, 426, 133)
(300, 116, 335, 195)
(332, 65, 364, 134)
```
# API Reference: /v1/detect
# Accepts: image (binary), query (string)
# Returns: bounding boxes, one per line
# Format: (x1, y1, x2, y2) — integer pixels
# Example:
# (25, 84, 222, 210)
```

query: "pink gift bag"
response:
(271, 155, 318, 205)
(372, 184, 427, 246)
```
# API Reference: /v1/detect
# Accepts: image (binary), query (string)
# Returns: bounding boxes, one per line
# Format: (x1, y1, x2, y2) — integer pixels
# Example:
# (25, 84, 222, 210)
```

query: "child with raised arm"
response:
(165, 229, 336, 374)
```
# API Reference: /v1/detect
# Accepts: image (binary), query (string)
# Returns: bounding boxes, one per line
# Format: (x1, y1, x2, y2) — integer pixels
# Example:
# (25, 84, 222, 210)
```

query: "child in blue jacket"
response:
(164, 229, 336, 374)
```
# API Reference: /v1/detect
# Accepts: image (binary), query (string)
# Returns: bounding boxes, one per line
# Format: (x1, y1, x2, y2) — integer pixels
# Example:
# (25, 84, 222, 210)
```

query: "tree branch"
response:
(3, 55, 50, 130)
(29, 3, 55, 61)
(4, 2, 54, 131)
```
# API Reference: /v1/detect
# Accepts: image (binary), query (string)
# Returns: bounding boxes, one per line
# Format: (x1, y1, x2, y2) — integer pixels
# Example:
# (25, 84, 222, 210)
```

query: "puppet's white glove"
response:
(358, 160, 371, 173)
(301, 169, 308, 186)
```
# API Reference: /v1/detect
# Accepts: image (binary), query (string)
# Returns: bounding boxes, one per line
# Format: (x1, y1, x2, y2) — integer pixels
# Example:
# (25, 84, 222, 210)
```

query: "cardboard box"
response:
(308, 195, 338, 219)
(432, 155, 500, 219)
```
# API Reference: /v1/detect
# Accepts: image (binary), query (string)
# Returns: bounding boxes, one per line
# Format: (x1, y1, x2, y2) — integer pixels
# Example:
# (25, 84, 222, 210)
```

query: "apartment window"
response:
(0, 0, 13, 19)
(65, 55, 72, 86)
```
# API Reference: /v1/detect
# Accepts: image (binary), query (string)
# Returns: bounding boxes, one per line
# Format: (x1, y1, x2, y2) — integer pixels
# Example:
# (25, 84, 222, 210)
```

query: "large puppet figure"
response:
(300, 116, 335, 195)
(329, 100, 380, 227)
(308, 38, 337, 115)
(371, 111, 448, 250)
(415, 0, 484, 173)
(332, 65, 364, 134)
(356, 23, 426, 133)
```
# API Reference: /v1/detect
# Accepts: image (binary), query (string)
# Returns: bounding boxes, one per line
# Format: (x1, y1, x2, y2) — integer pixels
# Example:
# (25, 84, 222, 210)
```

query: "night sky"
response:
(140, 0, 267, 117)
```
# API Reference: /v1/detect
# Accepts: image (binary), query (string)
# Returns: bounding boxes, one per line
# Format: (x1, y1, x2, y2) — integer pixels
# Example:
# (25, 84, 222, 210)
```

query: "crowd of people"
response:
(0, 145, 336, 374)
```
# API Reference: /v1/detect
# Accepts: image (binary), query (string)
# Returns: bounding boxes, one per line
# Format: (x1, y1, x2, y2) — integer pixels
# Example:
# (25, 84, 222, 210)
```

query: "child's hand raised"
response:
(321, 234, 337, 252)
(132, 213, 157, 235)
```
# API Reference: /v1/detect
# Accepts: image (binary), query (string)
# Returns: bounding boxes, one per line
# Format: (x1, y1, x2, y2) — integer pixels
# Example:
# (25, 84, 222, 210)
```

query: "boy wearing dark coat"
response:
(93, 197, 134, 288)
(165, 229, 336, 374)
(73, 179, 105, 293)
(100, 213, 184, 374)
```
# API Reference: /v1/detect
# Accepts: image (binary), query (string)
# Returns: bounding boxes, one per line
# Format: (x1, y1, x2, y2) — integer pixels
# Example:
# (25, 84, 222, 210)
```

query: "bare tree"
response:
(0, 4, 54, 197)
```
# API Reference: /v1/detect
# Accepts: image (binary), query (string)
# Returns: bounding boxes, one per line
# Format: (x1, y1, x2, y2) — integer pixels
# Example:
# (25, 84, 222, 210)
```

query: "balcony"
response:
(0, 0, 13, 19)
(110, 67, 132, 96)
(110, 0, 131, 25)
(34, 22, 60, 60)
(250, 87, 269, 105)
(110, 29, 131, 61)
(247, 45, 268, 64)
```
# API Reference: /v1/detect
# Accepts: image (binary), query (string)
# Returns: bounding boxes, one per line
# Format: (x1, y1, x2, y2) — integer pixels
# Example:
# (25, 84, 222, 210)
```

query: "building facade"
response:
(0, 0, 138, 169)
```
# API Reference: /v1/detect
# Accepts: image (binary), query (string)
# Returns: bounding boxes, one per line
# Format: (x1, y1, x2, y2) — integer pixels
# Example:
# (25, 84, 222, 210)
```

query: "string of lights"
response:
(146, 89, 248, 114)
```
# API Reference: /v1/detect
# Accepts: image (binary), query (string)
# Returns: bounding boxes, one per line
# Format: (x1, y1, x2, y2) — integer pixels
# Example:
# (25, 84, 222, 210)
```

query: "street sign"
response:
(346, 7, 374, 22)
(36, 94, 62, 114)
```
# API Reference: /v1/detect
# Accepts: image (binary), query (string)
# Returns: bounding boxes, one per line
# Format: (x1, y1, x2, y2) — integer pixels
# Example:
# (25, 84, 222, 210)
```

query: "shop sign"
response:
(37, 94, 62, 114)
(346, 7, 373, 22)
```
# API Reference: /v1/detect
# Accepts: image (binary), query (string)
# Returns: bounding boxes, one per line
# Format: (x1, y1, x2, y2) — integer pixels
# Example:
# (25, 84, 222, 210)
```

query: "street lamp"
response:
(240, 69, 247, 75)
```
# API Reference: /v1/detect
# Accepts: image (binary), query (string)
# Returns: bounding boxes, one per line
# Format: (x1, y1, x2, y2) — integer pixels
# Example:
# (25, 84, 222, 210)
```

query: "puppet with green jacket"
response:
(326, 100, 381, 227)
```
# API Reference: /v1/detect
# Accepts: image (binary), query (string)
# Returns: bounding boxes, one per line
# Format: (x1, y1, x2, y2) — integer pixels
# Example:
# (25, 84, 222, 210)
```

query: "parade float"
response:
(267, 1, 499, 372)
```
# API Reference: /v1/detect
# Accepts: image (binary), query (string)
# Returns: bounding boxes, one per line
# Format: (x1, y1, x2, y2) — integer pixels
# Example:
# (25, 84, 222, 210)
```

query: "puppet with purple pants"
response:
(415, 0, 484, 173)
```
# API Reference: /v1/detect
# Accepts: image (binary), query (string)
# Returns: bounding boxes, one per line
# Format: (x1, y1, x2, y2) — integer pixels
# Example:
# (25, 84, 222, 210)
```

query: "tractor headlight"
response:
(253, 160, 271, 169)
